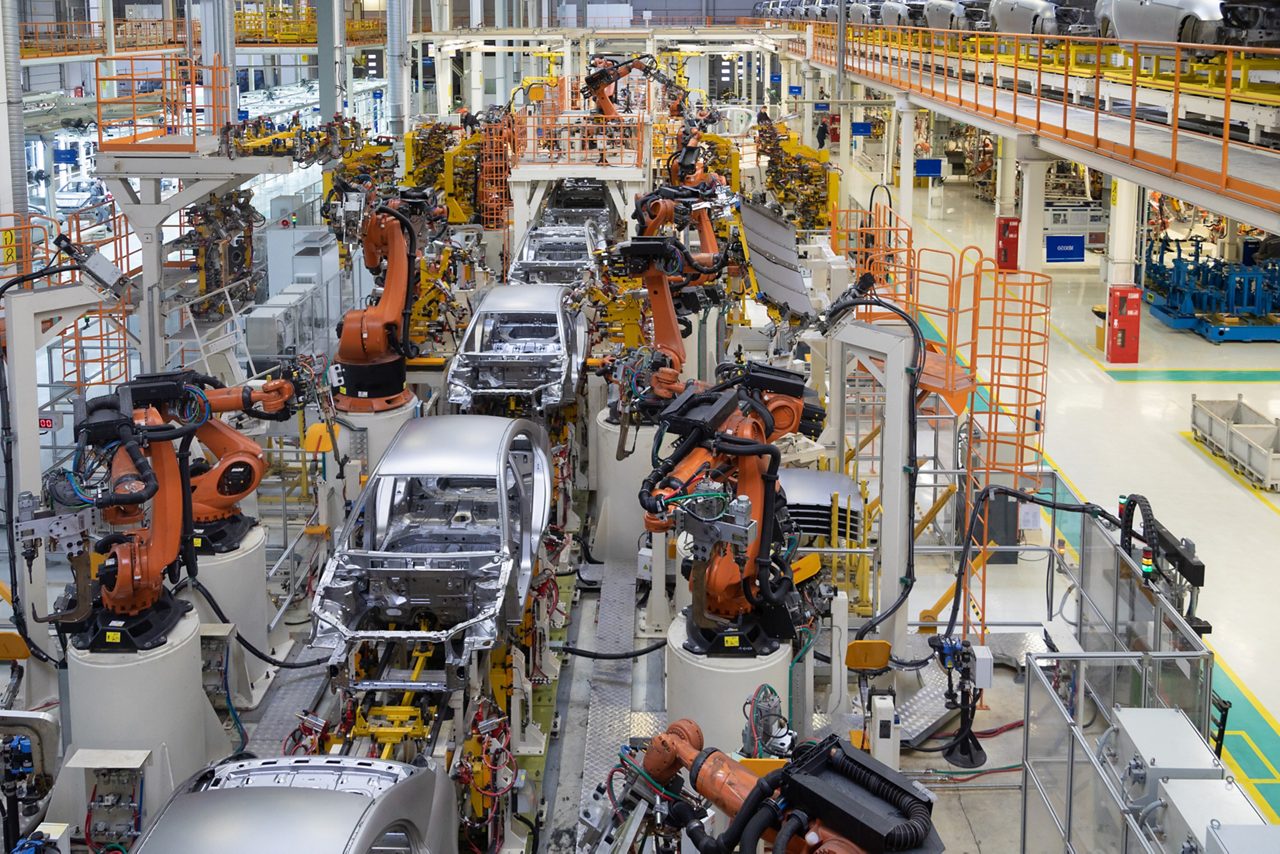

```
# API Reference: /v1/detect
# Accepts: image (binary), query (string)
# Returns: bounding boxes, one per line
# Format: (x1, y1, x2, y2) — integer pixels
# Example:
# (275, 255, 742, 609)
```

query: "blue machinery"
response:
(1142, 237, 1280, 343)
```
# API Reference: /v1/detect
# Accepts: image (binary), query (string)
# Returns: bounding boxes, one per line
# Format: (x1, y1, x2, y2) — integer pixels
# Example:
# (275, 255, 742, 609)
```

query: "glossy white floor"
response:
(836, 153, 1280, 757)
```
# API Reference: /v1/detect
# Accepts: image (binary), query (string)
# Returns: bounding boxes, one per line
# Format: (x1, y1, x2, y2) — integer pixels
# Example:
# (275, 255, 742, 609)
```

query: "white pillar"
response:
(1017, 159, 1052, 273)
(469, 49, 484, 110)
(840, 98, 854, 208)
(1107, 177, 1139, 284)
(386, 0, 410, 135)
(437, 49, 454, 117)
(780, 57, 790, 111)
(495, 0, 509, 105)
(996, 137, 1018, 218)
(802, 69, 816, 149)
(897, 99, 915, 227)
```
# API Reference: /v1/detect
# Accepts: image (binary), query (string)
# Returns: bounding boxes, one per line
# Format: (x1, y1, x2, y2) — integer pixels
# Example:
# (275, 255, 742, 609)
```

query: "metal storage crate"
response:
(1226, 421, 1280, 491)
(1191, 394, 1270, 456)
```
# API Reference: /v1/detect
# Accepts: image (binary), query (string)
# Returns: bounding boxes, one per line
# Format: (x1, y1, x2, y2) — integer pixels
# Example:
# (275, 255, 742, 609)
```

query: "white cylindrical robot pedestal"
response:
(181, 525, 287, 709)
(339, 398, 418, 472)
(665, 619, 791, 754)
(61, 611, 228, 821)
(592, 409, 674, 564)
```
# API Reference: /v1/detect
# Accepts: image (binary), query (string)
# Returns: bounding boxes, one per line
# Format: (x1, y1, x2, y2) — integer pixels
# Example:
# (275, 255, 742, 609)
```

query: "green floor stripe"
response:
(1249, 782, 1280, 821)
(1107, 369, 1280, 383)
(1224, 733, 1279, 781)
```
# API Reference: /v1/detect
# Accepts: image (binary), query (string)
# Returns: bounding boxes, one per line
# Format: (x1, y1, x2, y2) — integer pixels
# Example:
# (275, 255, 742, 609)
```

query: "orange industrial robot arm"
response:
(582, 54, 692, 119)
(44, 371, 302, 649)
(332, 202, 422, 412)
(636, 364, 815, 656)
(95, 408, 184, 619)
(634, 720, 938, 854)
(629, 182, 733, 402)
(189, 378, 295, 526)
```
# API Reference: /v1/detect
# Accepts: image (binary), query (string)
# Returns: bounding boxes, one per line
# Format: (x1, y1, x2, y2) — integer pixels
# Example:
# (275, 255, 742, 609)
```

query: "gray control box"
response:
(1101, 707, 1224, 808)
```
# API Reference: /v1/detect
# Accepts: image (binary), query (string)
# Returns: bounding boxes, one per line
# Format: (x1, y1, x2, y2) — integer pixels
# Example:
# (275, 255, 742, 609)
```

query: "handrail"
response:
(755, 19, 1280, 215)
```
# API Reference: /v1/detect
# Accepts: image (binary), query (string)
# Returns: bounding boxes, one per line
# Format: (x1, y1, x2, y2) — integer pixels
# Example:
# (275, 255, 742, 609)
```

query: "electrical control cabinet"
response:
(1154, 778, 1264, 854)
(1101, 707, 1224, 809)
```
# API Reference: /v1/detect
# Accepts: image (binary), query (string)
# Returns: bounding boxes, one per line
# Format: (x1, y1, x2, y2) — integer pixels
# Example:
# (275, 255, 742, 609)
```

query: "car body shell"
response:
(989, 0, 1093, 33)
(880, 0, 930, 25)
(310, 415, 551, 691)
(924, 0, 990, 28)
(446, 284, 587, 412)
(134, 757, 458, 854)
(1094, 0, 1221, 41)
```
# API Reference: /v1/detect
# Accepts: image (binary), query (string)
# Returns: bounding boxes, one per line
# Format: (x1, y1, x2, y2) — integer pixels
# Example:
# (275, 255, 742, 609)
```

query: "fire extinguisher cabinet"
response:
(996, 217, 1020, 271)
(1106, 284, 1142, 364)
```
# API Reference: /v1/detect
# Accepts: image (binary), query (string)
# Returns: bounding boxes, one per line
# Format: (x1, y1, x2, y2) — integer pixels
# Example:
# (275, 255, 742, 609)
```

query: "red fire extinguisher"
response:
(996, 217, 1020, 271)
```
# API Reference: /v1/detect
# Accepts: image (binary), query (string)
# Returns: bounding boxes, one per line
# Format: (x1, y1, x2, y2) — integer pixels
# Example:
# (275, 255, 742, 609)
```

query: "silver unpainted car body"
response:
(134, 757, 459, 854)
(1094, 0, 1221, 42)
(924, 0, 990, 28)
(881, 0, 929, 25)
(507, 225, 606, 286)
(310, 415, 552, 690)
(989, 0, 1091, 33)
(846, 1, 881, 22)
(446, 284, 587, 412)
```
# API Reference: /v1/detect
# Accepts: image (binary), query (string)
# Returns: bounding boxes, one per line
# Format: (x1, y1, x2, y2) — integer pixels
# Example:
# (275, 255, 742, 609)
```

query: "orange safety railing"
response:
(831, 202, 1049, 638)
(480, 121, 513, 230)
(0, 215, 69, 286)
(114, 19, 191, 51)
(58, 200, 137, 390)
(96, 55, 231, 153)
(963, 264, 1052, 639)
(19, 21, 105, 58)
(19, 20, 191, 58)
(511, 110, 646, 168)
(784, 21, 1280, 214)
(0, 211, 135, 391)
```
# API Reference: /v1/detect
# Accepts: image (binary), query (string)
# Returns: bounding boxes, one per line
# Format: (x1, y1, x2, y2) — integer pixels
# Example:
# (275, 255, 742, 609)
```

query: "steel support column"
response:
(897, 96, 916, 229)
(996, 137, 1018, 218)
(1018, 159, 1052, 273)
(1107, 177, 1139, 284)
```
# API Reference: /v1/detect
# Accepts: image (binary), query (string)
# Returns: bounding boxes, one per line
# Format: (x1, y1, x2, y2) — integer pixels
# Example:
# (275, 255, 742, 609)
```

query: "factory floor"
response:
(837, 157, 1280, 822)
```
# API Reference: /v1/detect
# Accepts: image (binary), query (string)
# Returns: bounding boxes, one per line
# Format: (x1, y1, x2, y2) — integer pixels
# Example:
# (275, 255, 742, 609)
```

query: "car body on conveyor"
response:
(133, 756, 459, 854)
(446, 284, 587, 412)
(988, 0, 1093, 34)
(881, 0, 930, 26)
(1095, 0, 1221, 42)
(310, 415, 551, 688)
(924, 0, 991, 29)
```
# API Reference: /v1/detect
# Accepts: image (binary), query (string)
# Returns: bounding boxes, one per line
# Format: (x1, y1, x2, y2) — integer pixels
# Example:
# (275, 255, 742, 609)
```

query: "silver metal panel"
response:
(470, 283, 571, 313)
(577, 558, 664, 842)
(1206, 824, 1280, 854)
(1158, 778, 1264, 853)
(739, 201, 814, 319)
(375, 415, 516, 477)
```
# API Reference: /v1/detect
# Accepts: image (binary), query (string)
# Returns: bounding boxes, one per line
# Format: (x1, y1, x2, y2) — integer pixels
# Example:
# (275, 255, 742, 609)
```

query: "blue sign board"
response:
(237, 109, 249, 122)
(770, 73, 782, 83)
(915, 158, 943, 178)
(788, 85, 802, 96)
(849, 122, 873, 136)
(1046, 235, 1086, 263)
(53, 149, 78, 165)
